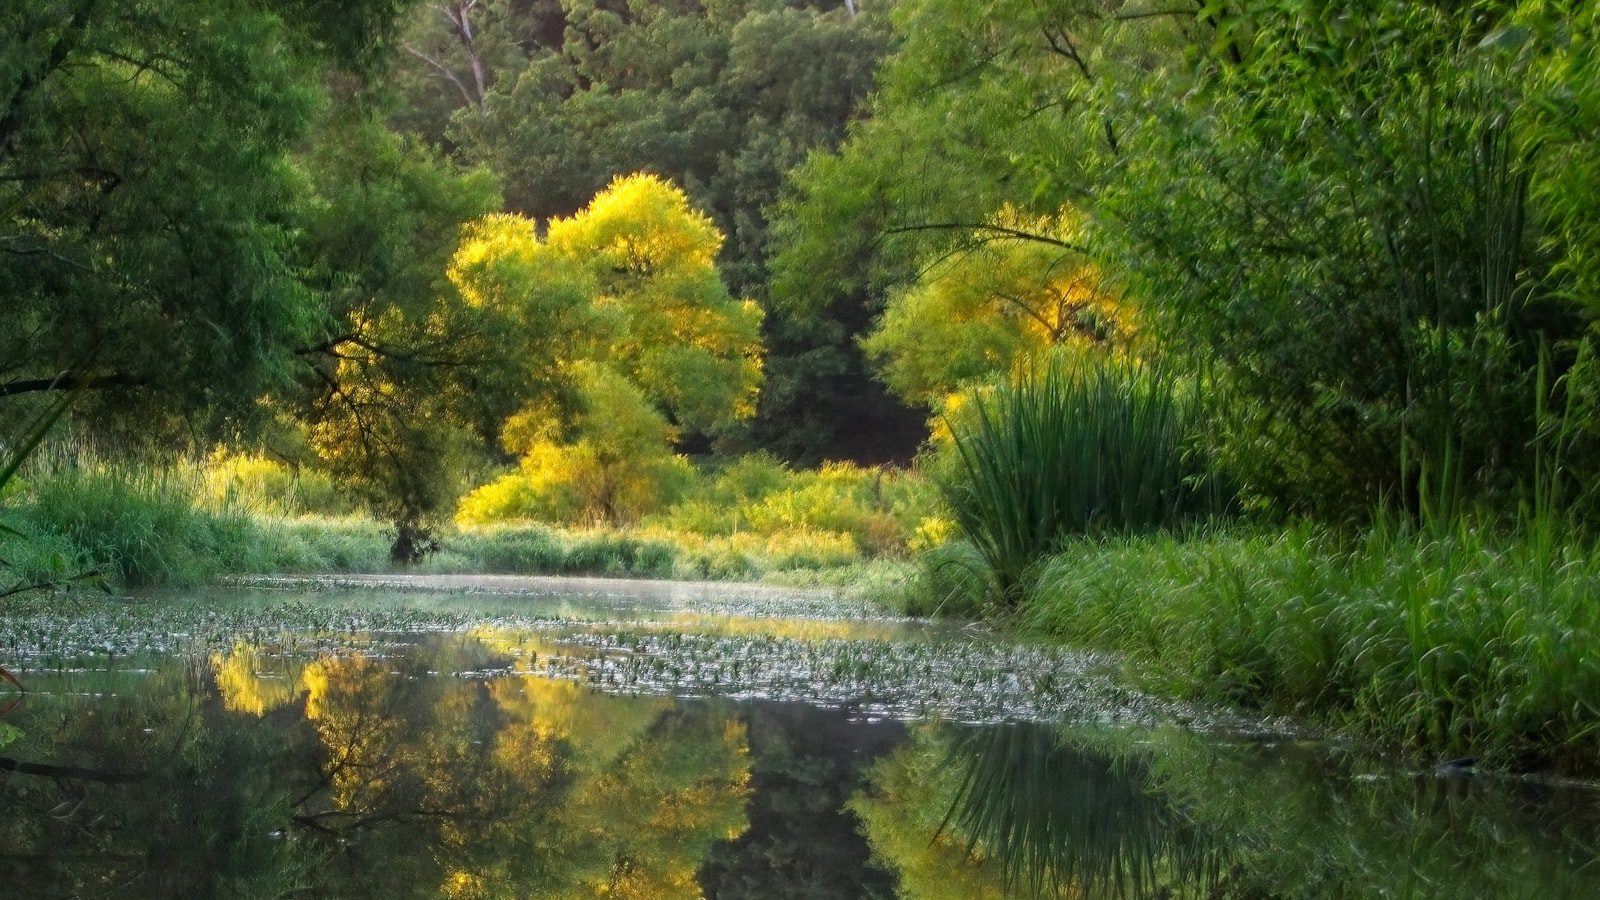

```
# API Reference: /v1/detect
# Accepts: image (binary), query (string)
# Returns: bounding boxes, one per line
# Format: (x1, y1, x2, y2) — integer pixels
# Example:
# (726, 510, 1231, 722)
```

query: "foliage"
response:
(0, 0, 411, 428)
(450, 172, 764, 441)
(943, 358, 1226, 606)
(14, 456, 260, 588)
(290, 118, 504, 556)
(894, 540, 988, 619)
(862, 209, 1134, 410)
(448, 173, 764, 529)
(457, 365, 697, 526)
(1025, 519, 1600, 772)
(393, 0, 915, 463)
(773, 0, 1600, 521)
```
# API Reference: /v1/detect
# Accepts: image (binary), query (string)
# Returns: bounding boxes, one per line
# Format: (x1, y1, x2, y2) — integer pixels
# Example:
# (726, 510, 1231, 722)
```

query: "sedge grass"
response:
(943, 359, 1226, 608)
(1022, 521, 1600, 772)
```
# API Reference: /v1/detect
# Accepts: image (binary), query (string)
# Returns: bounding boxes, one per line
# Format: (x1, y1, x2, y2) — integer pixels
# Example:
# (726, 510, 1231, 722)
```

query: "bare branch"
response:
(402, 43, 476, 108)
(883, 221, 1088, 253)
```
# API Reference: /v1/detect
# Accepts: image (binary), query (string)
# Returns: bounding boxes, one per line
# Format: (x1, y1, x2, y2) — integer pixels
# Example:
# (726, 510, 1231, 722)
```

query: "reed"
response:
(942, 358, 1226, 607)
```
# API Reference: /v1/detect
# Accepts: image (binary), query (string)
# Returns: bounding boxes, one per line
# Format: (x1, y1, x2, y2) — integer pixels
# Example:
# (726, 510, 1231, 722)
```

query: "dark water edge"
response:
(1, 583, 1598, 898)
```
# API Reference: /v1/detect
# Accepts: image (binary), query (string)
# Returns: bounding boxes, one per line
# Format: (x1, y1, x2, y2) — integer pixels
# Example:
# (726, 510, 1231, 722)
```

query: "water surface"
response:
(2, 578, 1597, 898)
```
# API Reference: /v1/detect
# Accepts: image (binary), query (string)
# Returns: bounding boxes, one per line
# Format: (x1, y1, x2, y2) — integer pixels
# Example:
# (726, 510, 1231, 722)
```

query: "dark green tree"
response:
(0, 0, 411, 426)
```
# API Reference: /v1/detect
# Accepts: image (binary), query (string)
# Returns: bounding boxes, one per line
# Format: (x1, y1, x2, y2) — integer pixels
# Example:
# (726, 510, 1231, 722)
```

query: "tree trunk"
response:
(390, 517, 438, 564)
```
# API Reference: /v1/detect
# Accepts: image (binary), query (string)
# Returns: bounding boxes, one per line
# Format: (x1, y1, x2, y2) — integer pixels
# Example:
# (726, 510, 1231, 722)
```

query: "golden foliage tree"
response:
(861, 209, 1134, 413)
(450, 174, 764, 525)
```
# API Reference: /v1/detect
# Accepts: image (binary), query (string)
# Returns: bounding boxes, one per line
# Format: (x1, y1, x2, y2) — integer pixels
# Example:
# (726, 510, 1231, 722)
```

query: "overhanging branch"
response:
(0, 372, 143, 398)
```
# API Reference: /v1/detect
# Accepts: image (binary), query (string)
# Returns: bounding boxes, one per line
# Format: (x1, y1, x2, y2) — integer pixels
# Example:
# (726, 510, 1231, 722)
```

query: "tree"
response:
(391, 0, 915, 463)
(0, 0, 412, 428)
(861, 209, 1133, 411)
(449, 173, 764, 525)
(773, 0, 1600, 520)
(287, 117, 505, 559)
(456, 363, 695, 524)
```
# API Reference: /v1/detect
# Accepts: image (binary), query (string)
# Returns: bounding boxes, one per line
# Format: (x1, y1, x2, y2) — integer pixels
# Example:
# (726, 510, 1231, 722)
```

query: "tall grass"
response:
(2, 449, 906, 588)
(1023, 521, 1600, 772)
(1, 449, 392, 587)
(943, 359, 1226, 607)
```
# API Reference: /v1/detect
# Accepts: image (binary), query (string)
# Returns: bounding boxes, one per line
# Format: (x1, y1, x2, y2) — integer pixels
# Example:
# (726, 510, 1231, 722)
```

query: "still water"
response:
(2, 576, 1598, 898)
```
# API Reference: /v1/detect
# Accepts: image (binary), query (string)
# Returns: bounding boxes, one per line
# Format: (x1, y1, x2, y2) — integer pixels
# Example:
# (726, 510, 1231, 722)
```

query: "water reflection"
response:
(3, 624, 1600, 898)
(855, 723, 1600, 898)
(1, 636, 888, 898)
(850, 724, 1225, 899)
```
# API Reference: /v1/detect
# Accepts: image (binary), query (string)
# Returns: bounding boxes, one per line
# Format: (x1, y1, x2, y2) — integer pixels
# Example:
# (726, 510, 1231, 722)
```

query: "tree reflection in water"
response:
(1, 637, 752, 898)
(7, 635, 1600, 898)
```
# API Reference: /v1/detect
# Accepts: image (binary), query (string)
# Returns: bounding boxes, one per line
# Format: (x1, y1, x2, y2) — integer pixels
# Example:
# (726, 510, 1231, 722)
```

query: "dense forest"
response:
(5, 0, 1600, 773)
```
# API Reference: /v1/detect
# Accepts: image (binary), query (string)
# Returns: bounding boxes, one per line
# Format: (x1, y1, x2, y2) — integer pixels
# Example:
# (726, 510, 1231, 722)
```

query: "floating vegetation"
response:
(0, 579, 1237, 730)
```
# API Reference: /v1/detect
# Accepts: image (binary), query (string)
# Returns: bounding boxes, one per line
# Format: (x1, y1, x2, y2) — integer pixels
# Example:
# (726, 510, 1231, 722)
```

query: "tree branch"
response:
(0, 756, 146, 784)
(0, 372, 143, 398)
(402, 43, 477, 108)
(883, 221, 1088, 253)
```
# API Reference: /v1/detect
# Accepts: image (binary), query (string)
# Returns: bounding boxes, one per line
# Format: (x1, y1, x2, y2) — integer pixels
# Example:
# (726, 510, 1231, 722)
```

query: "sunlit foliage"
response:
(451, 172, 764, 435)
(450, 174, 763, 525)
(862, 208, 1135, 411)
(409, 0, 907, 461)
(458, 365, 696, 525)
(774, 0, 1600, 521)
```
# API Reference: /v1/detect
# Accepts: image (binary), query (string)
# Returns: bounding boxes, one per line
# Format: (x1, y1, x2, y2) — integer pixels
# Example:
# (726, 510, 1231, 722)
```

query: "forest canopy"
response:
(5, 0, 1600, 551)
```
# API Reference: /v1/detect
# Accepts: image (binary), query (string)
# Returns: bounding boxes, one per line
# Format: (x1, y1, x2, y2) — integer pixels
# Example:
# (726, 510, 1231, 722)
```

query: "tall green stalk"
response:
(942, 358, 1226, 607)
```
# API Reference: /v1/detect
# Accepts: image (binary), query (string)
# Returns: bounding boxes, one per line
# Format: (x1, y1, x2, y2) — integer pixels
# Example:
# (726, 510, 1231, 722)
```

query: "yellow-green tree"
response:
(450, 174, 764, 524)
(458, 363, 694, 525)
(861, 209, 1134, 414)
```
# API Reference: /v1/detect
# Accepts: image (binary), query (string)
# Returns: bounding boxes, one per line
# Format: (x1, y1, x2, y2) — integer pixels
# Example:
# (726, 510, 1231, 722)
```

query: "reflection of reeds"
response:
(937, 723, 1228, 898)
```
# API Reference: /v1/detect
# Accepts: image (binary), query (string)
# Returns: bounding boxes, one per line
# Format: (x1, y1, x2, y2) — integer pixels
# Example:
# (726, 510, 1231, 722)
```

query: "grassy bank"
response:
(0, 455, 913, 592)
(913, 357, 1600, 773)
(906, 524, 1600, 773)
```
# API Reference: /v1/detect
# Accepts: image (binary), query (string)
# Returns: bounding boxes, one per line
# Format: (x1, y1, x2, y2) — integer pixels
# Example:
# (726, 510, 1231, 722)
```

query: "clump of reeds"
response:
(942, 358, 1226, 607)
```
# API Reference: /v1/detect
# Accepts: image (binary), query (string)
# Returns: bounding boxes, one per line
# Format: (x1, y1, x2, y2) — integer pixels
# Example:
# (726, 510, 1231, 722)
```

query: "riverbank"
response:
(902, 524, 1600, 775)
(0, 453, 921, 596)
(2, 504, 912, 595)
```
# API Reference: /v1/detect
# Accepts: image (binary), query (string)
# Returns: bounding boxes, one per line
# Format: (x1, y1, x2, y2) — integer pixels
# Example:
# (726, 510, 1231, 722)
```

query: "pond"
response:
(2, 576, 1597, 898)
